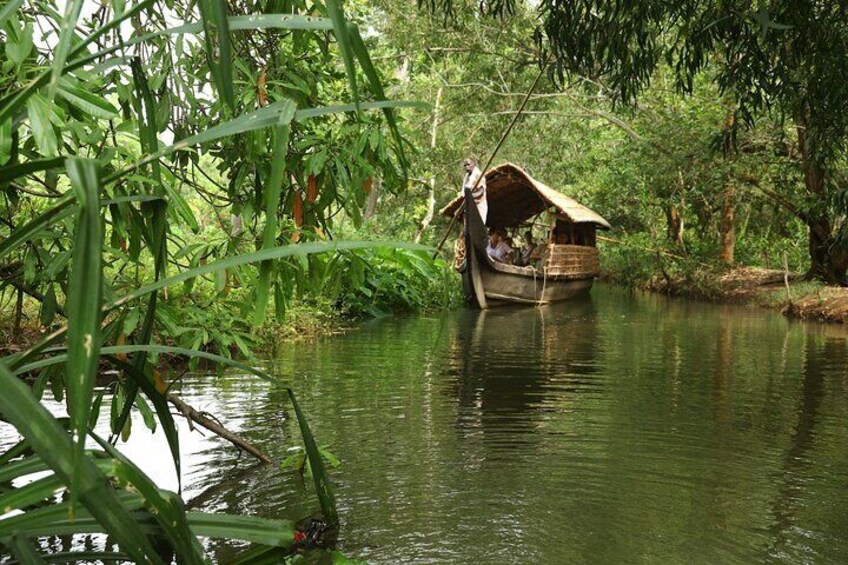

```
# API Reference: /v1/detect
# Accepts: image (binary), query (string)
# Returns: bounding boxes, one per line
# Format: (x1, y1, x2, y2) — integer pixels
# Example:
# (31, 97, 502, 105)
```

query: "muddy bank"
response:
(603, 266, 848, 325)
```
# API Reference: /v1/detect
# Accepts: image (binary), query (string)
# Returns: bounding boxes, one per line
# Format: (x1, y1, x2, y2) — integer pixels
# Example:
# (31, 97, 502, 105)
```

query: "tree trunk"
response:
(719, 183, 736, 265)
(414, 86, 443, 243)
(796, 113, 847, 284)
(665, 204, 684, 246)
(666, 170, 685, 247)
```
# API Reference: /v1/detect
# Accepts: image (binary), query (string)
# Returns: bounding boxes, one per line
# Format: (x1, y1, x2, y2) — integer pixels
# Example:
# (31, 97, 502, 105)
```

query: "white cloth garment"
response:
(486, 240, 512, 262)
(462, 166, 488, 224)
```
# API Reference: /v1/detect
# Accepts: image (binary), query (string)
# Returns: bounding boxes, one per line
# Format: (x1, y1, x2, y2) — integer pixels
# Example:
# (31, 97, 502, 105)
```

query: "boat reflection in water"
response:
(445, 297, 599, 449)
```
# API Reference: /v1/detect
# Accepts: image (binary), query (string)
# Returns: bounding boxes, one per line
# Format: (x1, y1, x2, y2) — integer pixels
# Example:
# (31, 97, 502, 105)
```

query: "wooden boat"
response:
(440, 163, 610, 308)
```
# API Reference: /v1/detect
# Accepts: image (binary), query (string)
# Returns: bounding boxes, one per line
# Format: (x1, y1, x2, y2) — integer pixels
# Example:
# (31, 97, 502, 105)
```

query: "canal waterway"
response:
(5, 283, 848, 563)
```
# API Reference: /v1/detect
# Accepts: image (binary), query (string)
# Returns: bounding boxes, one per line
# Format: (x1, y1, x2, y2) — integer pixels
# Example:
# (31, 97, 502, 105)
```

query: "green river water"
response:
(4, 284, 848, 563)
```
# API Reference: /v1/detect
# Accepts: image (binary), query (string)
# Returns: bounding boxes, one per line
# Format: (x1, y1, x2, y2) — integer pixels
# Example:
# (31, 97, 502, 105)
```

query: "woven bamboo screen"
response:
(543, 245, 600, 279)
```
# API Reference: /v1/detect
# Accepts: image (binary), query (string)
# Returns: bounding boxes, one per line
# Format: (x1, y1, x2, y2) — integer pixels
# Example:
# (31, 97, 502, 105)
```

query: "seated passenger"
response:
(486, 228, 514, 263)
(517, 230, 539, 266)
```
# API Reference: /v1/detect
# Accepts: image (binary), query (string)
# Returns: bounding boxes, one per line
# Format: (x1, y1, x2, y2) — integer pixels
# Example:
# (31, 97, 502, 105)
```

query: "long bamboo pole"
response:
(432, 54, 552, 259)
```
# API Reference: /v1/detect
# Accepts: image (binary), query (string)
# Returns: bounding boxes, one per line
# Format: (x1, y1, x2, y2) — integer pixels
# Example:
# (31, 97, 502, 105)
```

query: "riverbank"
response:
(602, 266, 848, 324)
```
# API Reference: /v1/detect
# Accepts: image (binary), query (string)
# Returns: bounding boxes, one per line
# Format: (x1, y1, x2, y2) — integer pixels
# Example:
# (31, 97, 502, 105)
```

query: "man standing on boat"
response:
(462, 158, 487, 225)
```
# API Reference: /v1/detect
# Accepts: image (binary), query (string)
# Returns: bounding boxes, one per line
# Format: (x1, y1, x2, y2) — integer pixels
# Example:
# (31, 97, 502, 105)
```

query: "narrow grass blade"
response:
(0, 157, 65, 184)
(117, 59, 168, 447)
(100, 355, 181, 492)
(6, 533, 47, 564)
(0, 197, 72, 260)
(92, 434, 205, 564)
(0, 0, 25, 28)
(129, 58, 161, 184)
(187, 512, 293, 548)
(287, 389, 338, 524)
(0, 11, 328, 125)
(16, 345, 274, 381)
(40, 552, 130, 563)
(0, 454, 50, 483)
(255, 114, 294, 325)
(64, 158, 103, 452)
(325, 0, 358, 105)
(0, 195, 160, 265)
(110, 241, 428, 309)
(64, 158, 103, 525)
(227, 14, 332, 31)
(48, 0, 84, 100)
(0, 438, 31, 466)
(348, 24, 408, 169)
(0, 494, 146, 537)
(198, 0, 235, 112)
(0, 362, 164, 562)
(0, 473, 63, 514)
(293, 100, 426, 121)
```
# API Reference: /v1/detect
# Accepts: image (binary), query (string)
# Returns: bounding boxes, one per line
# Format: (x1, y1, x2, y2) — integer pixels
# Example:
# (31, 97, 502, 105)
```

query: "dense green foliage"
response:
(2, 0, 847, 560)
(409, 0, 847, 284)
(382, 0, 847, 287)
(0, 0, 451, 561)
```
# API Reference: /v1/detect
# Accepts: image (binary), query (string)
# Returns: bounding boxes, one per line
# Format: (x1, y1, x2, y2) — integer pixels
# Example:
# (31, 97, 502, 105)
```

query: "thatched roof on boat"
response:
(439, 163, 611, 230)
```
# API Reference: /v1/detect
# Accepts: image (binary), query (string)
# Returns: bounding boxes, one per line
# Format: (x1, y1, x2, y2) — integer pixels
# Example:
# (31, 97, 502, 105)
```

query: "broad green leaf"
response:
(163, 182, 199, 233)
(109, 99, 423, 183)
(39, 284, 57, 326)
(0, 10, 328, 125)
(5, 533, 46, 564)
(198, 0, 235, 112)
(26, 94, 59, 157)
(0, 0, 25, 29)
(92, 434, 205, 564)
(186, 512, 293, 548)
(255, 110, 295, 325)
(102, 356, 181, 491)
(48, 0, 84, 100)
(325, 0, 358, 105)
(348, 25, 408, 169)
(0, 119, 12, 165)
(64, 158, 103, 522)
(134, 394, 156, 432)
(57, 81, 118, 119)
(0, 362, 164, 562)
(6, 21, 33, 67)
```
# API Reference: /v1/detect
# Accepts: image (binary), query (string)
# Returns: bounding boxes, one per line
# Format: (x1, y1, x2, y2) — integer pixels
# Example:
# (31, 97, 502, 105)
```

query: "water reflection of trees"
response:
(766, 333, 848, 561)
(446, 298, 599, 441)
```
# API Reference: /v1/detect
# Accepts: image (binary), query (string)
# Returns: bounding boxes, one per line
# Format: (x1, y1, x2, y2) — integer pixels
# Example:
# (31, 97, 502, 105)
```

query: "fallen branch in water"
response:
(167, 393, 273, 464)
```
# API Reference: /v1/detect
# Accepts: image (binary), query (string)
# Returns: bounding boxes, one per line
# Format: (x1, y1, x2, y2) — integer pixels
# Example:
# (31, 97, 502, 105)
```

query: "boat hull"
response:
(478, 268, 594, 305)
(459, 189, 596, 308)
